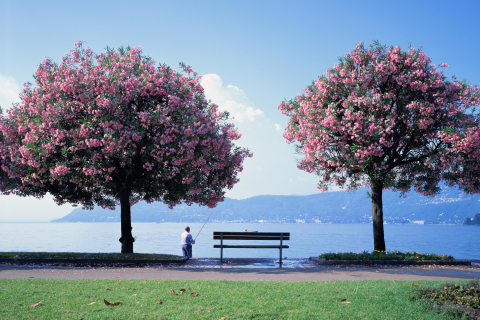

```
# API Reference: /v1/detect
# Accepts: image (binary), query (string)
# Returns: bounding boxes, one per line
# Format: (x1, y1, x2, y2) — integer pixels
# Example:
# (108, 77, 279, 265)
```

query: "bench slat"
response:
(214, 245, 290, 249)
(214, 232, 289, 237)
(213, 235, 290, 240)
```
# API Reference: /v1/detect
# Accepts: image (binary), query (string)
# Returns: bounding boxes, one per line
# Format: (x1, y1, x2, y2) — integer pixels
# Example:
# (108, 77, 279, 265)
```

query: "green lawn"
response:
(0, 252, 182, 260)
(0, 279, 466, 319)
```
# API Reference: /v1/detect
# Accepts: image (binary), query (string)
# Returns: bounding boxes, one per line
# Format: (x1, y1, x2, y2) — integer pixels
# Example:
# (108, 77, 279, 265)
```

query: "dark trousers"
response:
(182, 244, 192, 258)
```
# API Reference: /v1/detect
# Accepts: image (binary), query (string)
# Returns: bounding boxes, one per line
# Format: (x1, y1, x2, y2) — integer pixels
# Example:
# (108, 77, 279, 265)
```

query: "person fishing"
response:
(181, 226, 195, 258)
(181, 211, 214, 258)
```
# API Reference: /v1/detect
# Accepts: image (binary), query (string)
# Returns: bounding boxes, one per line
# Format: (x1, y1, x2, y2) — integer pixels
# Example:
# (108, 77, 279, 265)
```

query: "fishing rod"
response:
(195, 211, 214, 241)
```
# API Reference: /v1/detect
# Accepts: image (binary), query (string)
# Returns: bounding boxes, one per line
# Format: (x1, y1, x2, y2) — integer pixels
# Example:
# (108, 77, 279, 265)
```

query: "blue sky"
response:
(1, 0, 479, 221)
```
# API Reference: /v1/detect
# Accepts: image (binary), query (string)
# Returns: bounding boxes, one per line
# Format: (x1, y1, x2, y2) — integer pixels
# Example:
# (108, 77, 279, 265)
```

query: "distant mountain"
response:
(52, 186, 480, 224)
(463, 213, 480, 225)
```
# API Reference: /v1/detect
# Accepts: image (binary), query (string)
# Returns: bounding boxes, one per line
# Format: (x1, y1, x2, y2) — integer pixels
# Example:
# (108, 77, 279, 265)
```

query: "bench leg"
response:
(279, 233, 283, 267)
(220, 233, 223, 263)
(279, 248, 282, 267)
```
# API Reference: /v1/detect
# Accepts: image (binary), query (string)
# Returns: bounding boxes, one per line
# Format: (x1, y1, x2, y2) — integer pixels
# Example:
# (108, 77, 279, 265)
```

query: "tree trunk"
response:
(118, 188, 134, 253)
(371, 183, 386, 252)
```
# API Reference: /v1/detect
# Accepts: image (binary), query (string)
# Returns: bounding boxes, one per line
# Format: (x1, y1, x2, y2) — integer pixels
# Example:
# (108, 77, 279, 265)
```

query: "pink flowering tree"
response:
(1, 42, 251, 253)
(442, 125, 480, 193)
(279, 41, 480, 251)
(0, 107, 21, 195)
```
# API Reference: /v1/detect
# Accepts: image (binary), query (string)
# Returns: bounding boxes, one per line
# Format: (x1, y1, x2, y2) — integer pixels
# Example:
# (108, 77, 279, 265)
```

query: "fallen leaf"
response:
(132, 294, 137, 296)
(171, 290, 177, 295)
(413, 284, 419, 287)
(103, 299, 121, 306)
(341, 299, 347, 302)
(156, 301, 163, 304)
(191, 292, 198, 297)
(31, 301, 42, 308)
(106, 288, 112, 291)
(179, 289, 186, 294)
(219, 318, 226, 320)
(89, 302, 96, 305)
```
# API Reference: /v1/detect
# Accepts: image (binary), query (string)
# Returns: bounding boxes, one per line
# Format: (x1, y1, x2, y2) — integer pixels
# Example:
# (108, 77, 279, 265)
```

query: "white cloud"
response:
(201, 74, 264, 122)
(0, 74, 21, 110)
(245, 107, 264, 121)
(200, 73, 322, 199)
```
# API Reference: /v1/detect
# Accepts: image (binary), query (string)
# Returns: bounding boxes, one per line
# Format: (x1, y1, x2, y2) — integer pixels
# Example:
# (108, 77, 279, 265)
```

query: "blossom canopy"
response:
(279, 41, 480, 195)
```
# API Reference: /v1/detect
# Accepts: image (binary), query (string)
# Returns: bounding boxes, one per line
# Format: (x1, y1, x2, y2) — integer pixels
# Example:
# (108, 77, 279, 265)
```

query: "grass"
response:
(319, 250, 454, 261)
(0, 279, 470, 320)
(0, 252, 182, 260)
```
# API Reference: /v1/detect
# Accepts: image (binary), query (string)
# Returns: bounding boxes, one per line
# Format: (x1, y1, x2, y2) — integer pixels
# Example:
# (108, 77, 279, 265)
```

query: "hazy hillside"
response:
(52, 186, 480, 224)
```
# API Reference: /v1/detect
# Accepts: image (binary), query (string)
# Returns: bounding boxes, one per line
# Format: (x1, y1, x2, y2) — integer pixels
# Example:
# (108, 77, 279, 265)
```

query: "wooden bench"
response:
(213, 232, 290, 264)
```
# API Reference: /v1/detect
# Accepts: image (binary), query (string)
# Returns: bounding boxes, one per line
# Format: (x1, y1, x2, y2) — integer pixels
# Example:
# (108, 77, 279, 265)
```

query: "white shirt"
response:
(181, 231, 195, 245)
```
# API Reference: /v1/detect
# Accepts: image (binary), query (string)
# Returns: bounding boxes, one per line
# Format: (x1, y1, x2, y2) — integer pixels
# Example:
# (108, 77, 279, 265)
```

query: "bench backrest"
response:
(213, 232, 290, 241)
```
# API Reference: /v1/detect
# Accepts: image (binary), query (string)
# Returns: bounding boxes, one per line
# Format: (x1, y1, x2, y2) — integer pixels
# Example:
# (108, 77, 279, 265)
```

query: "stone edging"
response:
(0, 257, 189, 267)
(309, 257, 472, 266)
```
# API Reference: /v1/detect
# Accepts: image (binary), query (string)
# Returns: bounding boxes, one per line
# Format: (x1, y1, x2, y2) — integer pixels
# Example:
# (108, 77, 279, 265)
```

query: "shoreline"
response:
(0, 256, 477, 268)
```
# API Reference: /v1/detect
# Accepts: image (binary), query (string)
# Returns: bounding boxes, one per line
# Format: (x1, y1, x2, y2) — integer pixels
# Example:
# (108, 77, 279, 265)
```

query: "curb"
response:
(309, 257, 473, 266)
(0, 257, 189, 267)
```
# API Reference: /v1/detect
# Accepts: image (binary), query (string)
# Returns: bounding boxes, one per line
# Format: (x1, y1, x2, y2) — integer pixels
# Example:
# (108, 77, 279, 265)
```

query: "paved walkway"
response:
(1, 259, 479, 281)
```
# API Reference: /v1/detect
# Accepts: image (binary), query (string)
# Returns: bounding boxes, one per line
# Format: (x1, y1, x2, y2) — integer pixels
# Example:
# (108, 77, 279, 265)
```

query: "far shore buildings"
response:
(411, 220, 425, 225)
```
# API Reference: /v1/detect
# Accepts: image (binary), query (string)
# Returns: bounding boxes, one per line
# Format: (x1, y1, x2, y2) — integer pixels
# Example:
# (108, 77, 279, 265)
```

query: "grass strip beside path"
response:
(0, 279, 466, 320)
(0, 252, 182, 260)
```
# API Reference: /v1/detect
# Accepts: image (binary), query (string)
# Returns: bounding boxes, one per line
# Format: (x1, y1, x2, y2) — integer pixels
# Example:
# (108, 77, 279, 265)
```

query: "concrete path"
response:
(1, 259, 479, 281)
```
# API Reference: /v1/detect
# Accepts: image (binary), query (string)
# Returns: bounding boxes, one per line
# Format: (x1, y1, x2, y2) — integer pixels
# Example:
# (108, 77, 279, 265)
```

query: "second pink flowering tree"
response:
(2, 42, 251, 253)
(279, 41, 480, 251)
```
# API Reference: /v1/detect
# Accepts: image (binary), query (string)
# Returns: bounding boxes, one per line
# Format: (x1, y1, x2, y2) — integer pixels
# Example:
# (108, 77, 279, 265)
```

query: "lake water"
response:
(1, 223, 479, 259)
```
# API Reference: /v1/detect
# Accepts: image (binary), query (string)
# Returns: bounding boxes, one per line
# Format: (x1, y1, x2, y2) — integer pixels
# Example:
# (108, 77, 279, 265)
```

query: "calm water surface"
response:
(1, 223, 478, 259)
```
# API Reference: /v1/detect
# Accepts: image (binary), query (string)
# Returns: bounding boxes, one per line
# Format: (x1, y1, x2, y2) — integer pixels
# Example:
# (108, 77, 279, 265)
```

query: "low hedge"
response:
(319, 250, 454, 261)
